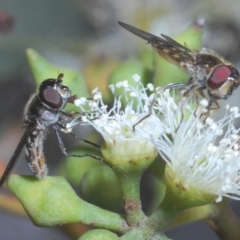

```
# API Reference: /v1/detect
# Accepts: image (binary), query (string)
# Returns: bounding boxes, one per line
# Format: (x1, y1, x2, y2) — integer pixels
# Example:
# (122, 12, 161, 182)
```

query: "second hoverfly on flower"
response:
(118, 21, 240, 110)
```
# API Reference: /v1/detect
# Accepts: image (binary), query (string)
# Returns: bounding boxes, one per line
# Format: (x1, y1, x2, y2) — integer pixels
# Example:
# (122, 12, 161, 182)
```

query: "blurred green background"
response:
(1, 0, 240, 239)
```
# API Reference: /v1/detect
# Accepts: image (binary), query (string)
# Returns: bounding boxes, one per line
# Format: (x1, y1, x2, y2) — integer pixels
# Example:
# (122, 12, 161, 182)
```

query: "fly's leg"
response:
(69, 131, 100, 148)
(132, 111, 153, 131)
(57, 118, 100, 149)
(133, 80, 193, 132)
(163, 81, 190, 91)
(201, 97, 220, 122)
(174, 83, 198, 132)
(207, 97, 220, 111)
(51, 126, 68, 156)
(194, 87, 220, 121)
(132, 92, 157, 131)
(52, 125, 103, 162)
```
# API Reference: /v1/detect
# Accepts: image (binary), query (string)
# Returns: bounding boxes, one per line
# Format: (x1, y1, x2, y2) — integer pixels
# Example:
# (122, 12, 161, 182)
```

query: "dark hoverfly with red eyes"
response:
(118, 21, 240, 109)
(0, 73, 101, 188)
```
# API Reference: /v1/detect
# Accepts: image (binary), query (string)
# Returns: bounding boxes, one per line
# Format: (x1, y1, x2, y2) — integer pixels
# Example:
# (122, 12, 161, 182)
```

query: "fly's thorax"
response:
(23, 98, 60, 129)
(186, 63, 207, 86)
(37, 108, 59, 128)
(197, 49, 227, 65)
(23, 93, 39, 124)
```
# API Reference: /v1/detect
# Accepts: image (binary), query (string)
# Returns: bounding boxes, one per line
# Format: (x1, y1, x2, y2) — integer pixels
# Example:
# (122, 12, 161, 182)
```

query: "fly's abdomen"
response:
(25, 129, 47, 178)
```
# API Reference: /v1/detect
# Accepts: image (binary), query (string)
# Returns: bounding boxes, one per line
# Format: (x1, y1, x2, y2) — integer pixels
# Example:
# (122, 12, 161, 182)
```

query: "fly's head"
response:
(38, 73, 72, 110)
(206, 65, 240, 100)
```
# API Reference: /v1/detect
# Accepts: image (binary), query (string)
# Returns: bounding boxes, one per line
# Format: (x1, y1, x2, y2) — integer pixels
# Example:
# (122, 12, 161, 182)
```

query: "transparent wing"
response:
(0, 125, 34, 188)
(118, 21, 195, 72)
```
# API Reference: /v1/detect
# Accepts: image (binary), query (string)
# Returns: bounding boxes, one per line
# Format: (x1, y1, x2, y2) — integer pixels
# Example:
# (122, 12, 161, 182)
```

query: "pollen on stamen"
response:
(233, 144, 239, 151)
(81, 116, 88, 122)
(210, 122, 218, 131)
(220, 138, 232, 146)
(132, 74, 141, 82)
(91, 87, 99, 95)
(116, 82, 123, 88)
(199, 99, 208, 107)
(109, 84, 114, 93)
(100, 105, 108, 110)
(93, 92, 102, 100)
(205, 117, 214, 125)
(89, 101, 98, 108)
(64, 124, 73, 133)
(230, 107, 240, 118)
(207, 143, 218, 153)
(225, 104, 230, 110)
(122, 80, 128, 87)
(130, 92, 137, 97)
(147, 83, 154, 91)
(74, 97, 87, 107)
(231, 133, 239, 140)
(230, 106, 239, 113)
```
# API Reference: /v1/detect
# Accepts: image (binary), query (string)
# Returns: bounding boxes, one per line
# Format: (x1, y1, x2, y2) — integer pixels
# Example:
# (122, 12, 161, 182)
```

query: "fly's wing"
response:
(118, 22, 195, 72)
(0, 125, 34, 188)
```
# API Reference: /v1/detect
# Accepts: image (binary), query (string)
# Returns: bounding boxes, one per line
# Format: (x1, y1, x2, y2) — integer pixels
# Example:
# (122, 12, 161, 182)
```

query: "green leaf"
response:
(8, 175, 85, 226)
(78, 229, 120, 240)
(26, 48, 89, 112)
(58, 148, 104, 186)
(7, 175, 128, 233)
(108, 58, 152, 107)
(108, 58, 151, 86)
(81, 165, 124, 213)
(83, 57, 120, 103)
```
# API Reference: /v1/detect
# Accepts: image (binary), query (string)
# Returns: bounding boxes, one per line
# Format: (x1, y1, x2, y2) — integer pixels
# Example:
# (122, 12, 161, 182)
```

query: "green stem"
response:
(146, 205, 180, 232)
(120, 227, 171, 240)
(206, 199, 240, 240)
(115, 170, 146, 226)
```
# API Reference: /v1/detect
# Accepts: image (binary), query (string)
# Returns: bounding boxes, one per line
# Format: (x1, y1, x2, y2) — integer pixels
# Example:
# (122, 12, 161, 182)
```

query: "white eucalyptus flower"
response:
(74, 75, 161, 166)
(152, 89, 240, 203)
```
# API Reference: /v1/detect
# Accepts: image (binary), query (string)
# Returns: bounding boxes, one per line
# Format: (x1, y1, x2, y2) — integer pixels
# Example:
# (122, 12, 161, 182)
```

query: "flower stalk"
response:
(102, 144, 157, 225)
(206, 199, 240, 240)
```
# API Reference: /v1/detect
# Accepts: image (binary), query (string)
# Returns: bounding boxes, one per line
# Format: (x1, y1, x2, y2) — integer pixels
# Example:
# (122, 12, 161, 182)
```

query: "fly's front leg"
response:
(57, 120, 100, 148)
(206, 97, 220, 111)
(59, 110, 99, 130)
(69, 131, 100, 148)
(59, 110, 98, 118)
(25, 129, 48, 179)
(52, 125, 68, 156)
(53, 125, 104, 162)
(132, 92, 157, 131)
(133, 80, 194, 132)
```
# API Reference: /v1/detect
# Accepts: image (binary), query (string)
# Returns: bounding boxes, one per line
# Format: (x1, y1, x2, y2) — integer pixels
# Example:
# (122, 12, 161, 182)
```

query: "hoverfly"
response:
(118, 21, 240, 109)
(0, 73, 100, 188)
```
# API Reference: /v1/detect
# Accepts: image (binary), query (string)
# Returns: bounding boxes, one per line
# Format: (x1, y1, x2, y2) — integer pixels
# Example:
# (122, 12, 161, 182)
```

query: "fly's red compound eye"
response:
(40, 88, 63, 109)
(207, 66, 232, 89)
